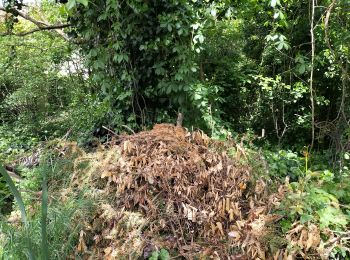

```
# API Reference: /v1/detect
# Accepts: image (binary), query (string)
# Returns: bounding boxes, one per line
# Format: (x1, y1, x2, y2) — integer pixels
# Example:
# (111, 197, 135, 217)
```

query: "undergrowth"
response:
(1, 131, 349, 259)
(0, 146, 96, 259)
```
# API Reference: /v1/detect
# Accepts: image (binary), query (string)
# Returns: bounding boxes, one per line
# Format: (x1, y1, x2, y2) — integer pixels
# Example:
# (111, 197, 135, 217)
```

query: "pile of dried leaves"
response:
(4, 125, 346, 259)
(57, 124, 345, 259)
(66, 124, 293, 259)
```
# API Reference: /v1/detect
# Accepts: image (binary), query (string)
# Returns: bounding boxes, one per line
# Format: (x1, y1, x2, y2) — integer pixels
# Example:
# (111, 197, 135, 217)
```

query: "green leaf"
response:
(317, 206, 347, 229)
(194, 93, 201, 100)
(300, 214, 313, 224)
(277, 42, 284, 50)
(198, 35, 204, 44)
(271, 0, 281, 7)
(0, 164, 27, 226)
(149, 251, 159, 260)
(166, 86, 172, 94)
(279, 11, 285, 19)
(178, 95, 185, 104)
(298, 64, 306, 74)
(280, 219, 292, 233)
(0, 164, 34, 260)
(77, 0, 89, 7)
(58, 5, 68, 15)
(41, 167, 49, 260)
(279, 34, 286, 41)
(192, 23, 200, 30)
(66, 0, 76, 10)
(159, 248, 170, 260)
(113, 54, 124, 64)
(123, 54, 129, 62)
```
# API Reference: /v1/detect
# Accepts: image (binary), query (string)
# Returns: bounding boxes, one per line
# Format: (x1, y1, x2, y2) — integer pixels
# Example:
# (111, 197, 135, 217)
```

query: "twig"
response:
(6, 169, 23, 181)
(309, 0, 316, 150)
(122, 124, 136, 135)
(324, 0, 337, 56)
(325, 231, 350, 247)
(62, 128, 72, 140)
(102, 126, 118, 136)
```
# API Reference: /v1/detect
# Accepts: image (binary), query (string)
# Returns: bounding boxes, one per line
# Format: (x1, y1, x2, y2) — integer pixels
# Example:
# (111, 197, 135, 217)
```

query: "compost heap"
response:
(69, 124, 288, 259)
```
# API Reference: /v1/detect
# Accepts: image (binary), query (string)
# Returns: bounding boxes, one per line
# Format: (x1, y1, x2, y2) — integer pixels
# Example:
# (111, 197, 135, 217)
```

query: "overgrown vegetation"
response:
(0, 0, 350, 259)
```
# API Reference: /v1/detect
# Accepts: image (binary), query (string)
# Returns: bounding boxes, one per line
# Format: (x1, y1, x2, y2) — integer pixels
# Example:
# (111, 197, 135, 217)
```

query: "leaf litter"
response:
(54, 124, 340, 259)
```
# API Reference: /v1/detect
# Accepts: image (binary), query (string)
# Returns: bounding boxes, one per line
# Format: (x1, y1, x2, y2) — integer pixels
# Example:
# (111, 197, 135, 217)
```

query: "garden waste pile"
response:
(59, 124, 317, 259)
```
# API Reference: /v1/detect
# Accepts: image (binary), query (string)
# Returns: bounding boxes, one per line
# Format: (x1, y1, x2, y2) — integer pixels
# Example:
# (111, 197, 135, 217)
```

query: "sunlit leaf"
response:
(77, 0, 89, 7)
(270, 0, 277, 7)
(66, 0, 76, 10)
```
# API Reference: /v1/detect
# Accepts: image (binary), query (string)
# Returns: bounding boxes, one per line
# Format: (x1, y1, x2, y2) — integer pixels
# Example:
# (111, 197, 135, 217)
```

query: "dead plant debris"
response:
(59, 124, 329, 259)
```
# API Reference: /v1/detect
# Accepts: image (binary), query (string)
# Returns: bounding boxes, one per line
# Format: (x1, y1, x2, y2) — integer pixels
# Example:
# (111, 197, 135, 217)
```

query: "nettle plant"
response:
(278, 150, 350, 233)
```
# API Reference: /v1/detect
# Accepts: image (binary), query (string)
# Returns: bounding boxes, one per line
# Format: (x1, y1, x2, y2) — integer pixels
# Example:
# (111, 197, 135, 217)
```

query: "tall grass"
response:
(0, 164, 35, 260)
(0, 157, 94, 259)
(41, 166, 49, 260)
(0, 165, 28, 227)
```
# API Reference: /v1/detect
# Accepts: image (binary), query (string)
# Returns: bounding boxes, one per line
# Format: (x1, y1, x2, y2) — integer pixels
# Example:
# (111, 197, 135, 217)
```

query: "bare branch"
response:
(309, 0, 316, 150)
(0, 23, 70, 36)
(323, 0, 349, 127)
(324, 0, 337, 55)
(0, 6, 47, 27)
(0, 6, 71, 40)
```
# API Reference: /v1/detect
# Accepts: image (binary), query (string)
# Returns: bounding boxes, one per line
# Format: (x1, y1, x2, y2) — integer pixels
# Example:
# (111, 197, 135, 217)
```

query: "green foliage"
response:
(41, 166, 49, 260)
(67, 0, 230, 129)
(0, 0, 129, 150)
(0, 196, 90, 259)
(0, 164, 34, 259)
(2, 0, 350, 149)
(255, 147, 350, 237)
(277, 155, 350, 231)
(149, 248, 170, 260)
(0, 164, 28, 228)
(0, 30, 67, 120)
(66, 0, 89, 10)
(0, 151, 94, 259)
(0, 126, 38, 162)
(0, 125, 40, 208)
(284, 180, 349, 230)
(0, 180, 10, 212)
(263, 150, 303, 181)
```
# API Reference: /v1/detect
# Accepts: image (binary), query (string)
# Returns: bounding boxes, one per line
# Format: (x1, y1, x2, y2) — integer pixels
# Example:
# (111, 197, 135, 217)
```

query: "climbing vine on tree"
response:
(67, 0, 232, 129)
